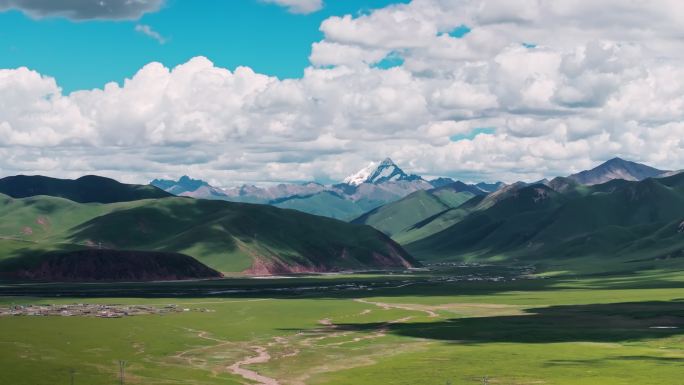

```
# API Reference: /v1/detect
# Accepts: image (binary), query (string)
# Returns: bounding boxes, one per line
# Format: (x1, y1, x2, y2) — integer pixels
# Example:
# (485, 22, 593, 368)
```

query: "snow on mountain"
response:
(221, 182, 327, 202)
(150, 157, 683, 221)
(343, 158, 424, 186)
(343, 161, 378, 186)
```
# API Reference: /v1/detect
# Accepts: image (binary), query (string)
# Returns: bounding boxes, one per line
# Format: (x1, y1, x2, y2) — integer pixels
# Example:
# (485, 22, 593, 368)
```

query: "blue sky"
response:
(0, 0, 406, 92)
(450, 128, 496, 142)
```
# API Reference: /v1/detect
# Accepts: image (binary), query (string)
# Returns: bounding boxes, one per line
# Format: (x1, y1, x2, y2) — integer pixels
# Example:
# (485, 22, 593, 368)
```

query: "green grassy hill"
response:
(406, 174, 684, 273)
(392, 184, 528, 244)
(0, 175, 171, 203)
(351, 182, 483, 238)
(352, 190, 451, 236)
(0, 193, 418, 276)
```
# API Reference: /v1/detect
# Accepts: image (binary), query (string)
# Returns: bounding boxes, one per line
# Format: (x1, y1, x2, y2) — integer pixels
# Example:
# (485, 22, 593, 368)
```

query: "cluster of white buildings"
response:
(0, 303, 210, 318)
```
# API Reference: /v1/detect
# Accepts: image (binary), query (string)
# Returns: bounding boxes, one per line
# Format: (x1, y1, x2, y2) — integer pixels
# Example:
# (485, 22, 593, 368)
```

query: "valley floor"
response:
(1, 268, 684, 385)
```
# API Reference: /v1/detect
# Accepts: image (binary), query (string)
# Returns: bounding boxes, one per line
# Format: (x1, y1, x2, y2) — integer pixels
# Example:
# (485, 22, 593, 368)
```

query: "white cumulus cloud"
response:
(3, 0, 684, 184)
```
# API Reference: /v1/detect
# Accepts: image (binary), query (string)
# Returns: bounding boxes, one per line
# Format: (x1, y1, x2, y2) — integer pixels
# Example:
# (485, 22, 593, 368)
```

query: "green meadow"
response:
(1, 268, 683, 385)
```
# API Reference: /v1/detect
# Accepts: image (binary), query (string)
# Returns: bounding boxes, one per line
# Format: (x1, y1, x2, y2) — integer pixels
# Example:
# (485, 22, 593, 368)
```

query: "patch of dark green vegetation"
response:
(0, 249, 222, 281)
(0, 175, 170, 203)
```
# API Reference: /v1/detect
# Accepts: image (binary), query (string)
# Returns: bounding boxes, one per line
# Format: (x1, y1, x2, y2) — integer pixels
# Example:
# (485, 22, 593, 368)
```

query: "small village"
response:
(0, 303, 213, 318)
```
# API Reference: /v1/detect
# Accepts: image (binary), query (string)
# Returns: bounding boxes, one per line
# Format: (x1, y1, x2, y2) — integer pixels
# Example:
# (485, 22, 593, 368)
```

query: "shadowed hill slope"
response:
(406, 175, 684, 273)
(0, 249, 222, 282)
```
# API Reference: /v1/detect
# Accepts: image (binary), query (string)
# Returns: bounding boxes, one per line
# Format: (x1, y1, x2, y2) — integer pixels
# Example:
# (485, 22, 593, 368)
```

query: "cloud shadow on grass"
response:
(308, 301, 684, 344)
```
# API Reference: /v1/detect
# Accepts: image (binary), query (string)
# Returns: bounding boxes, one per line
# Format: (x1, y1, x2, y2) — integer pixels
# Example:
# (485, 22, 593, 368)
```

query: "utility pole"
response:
(69, 369, 75, 385)
(119, 360, 127, 385)
(482, 375, 489, 385)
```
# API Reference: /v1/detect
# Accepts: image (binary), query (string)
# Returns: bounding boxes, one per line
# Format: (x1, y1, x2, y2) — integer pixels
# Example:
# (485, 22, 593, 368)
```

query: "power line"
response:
(119, 360, 127, 385)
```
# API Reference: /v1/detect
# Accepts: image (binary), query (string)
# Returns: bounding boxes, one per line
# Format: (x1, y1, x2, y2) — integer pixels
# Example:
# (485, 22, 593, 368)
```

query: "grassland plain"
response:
(1, 268, 684, 385)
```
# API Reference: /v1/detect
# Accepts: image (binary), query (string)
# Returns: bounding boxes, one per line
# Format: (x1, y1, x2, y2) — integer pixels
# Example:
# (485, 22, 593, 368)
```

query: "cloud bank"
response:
(0, 0, 163, 20)
(2, 0, 684, 185)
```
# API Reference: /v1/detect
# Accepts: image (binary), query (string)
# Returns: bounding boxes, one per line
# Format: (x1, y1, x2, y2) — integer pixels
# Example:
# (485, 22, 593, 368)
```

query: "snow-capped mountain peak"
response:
(343, 158, 423, 186)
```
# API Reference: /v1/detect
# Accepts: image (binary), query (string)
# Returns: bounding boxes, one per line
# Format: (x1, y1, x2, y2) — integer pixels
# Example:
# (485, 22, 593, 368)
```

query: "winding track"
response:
(175, 298, 442, 385)
(354, 298, 440, 318)
(228, 346, 280, 385)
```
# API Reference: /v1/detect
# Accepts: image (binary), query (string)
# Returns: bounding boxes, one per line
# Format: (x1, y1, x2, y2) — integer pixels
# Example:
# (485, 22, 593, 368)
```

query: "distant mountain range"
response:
(345, 157, 684, 274)
(152, 157, 678, 223)
(152, 158, 501, 220)
(2, 156, 681, 281)
(353, 158, 678, 241)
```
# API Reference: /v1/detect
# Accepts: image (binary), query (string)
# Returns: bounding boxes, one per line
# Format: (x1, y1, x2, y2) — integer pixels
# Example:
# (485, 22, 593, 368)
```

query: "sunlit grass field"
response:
(1, 268, 683, 385)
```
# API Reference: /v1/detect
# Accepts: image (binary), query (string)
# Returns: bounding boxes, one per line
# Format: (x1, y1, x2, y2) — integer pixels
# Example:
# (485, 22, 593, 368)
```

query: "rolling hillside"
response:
(0, 192, 418, 277)
(406, 174, 684, 273)
(359, 158, 677, 252)
(351, 181, 484, 237)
